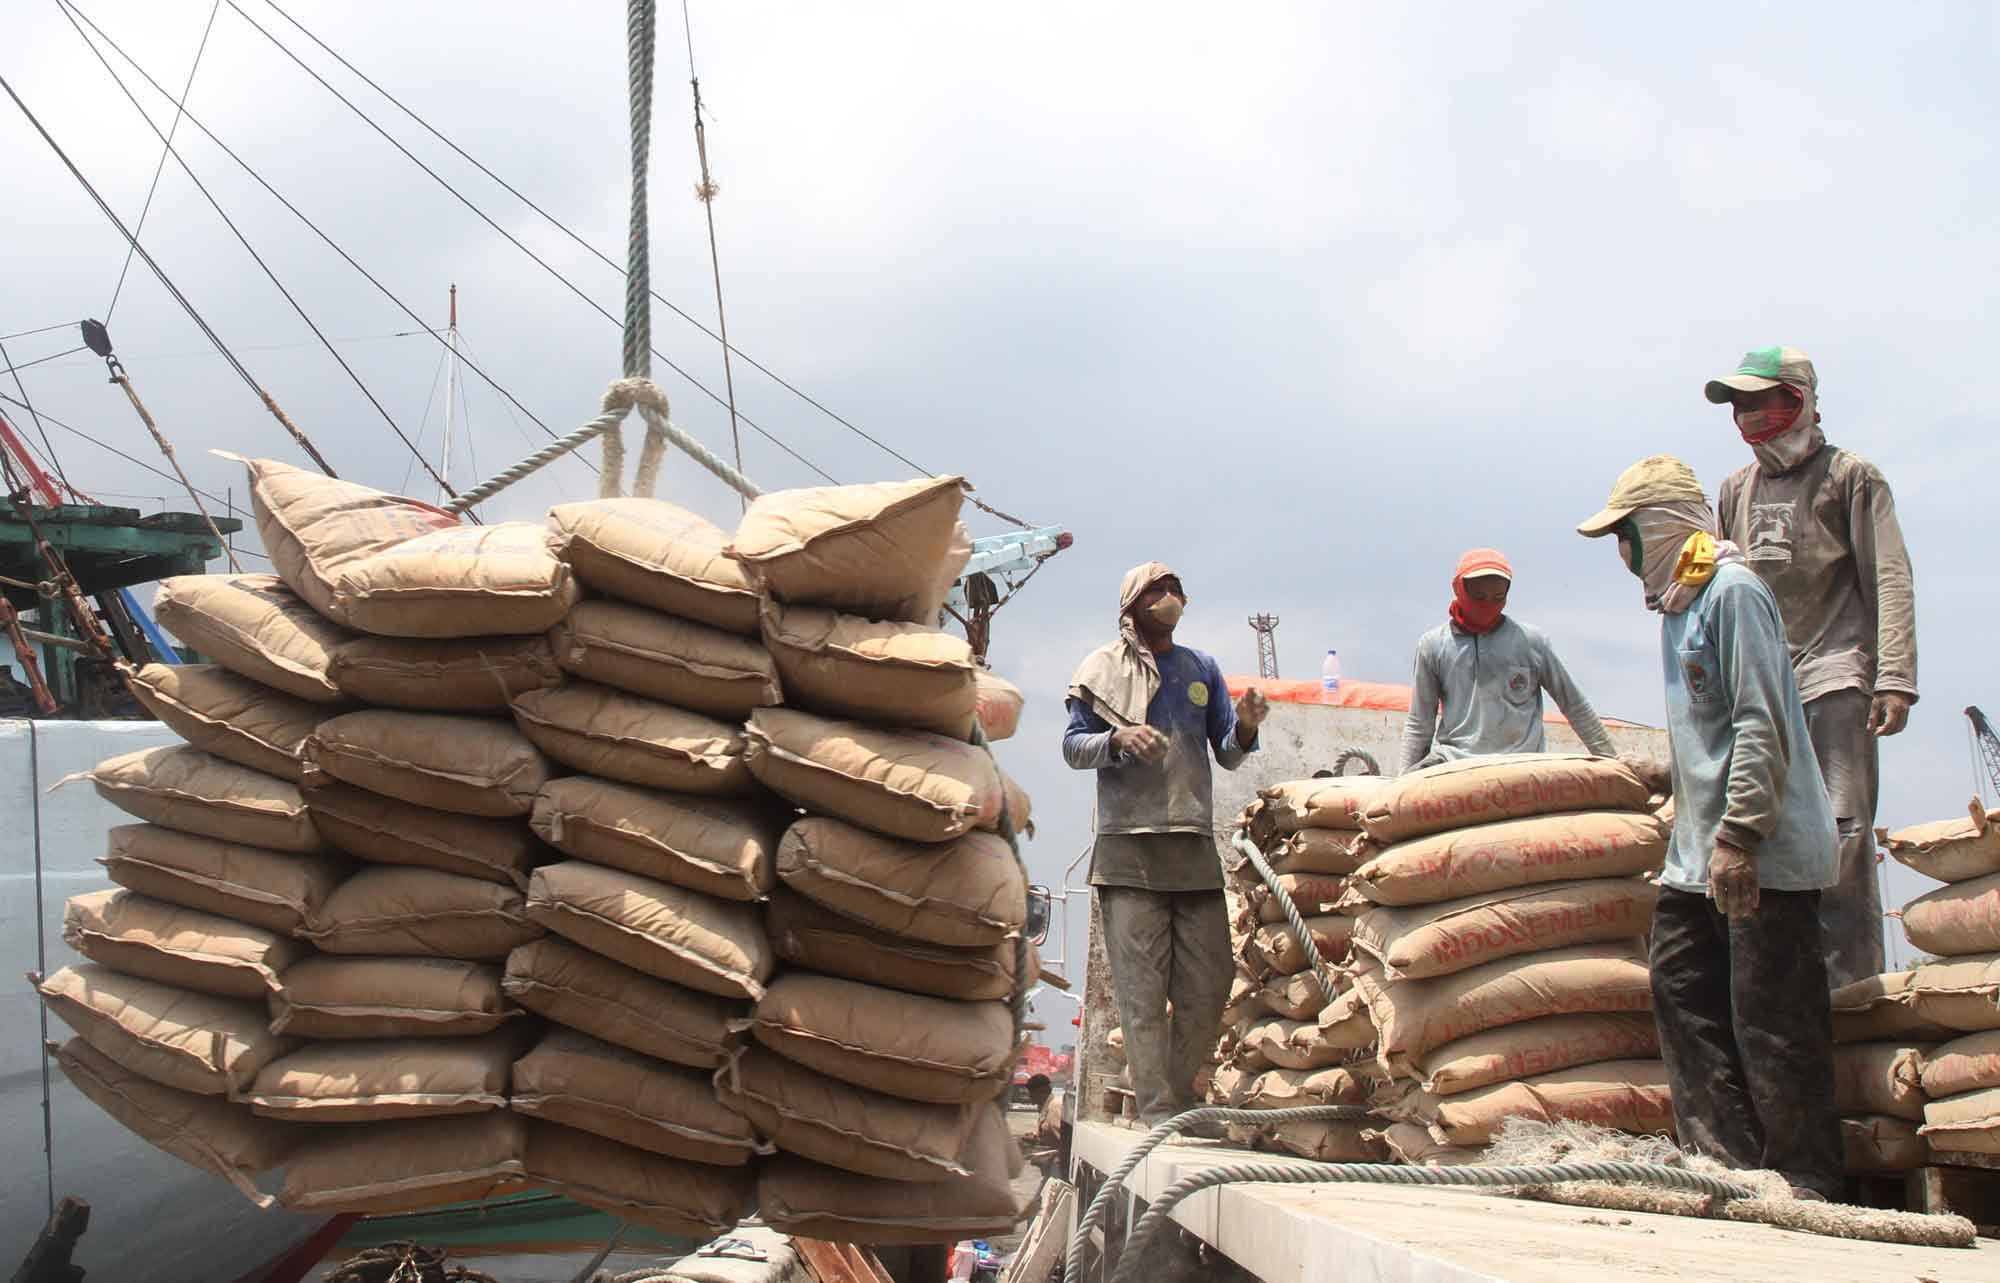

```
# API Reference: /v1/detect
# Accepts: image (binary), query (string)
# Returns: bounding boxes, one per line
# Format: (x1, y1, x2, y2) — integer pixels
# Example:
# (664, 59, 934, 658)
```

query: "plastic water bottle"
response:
(1320, 648, 1341, 695)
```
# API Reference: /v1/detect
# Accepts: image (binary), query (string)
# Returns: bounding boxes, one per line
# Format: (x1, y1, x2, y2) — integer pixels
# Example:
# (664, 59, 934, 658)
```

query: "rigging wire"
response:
(400, 341, 451, 496)
(458, 331, 573, 503)
(0, 321, 80, 343)
(678, 0, 746, 509)
(1, 346, 87, 375)
(0, 337, 81, 497)
(105, 0, 220, 323)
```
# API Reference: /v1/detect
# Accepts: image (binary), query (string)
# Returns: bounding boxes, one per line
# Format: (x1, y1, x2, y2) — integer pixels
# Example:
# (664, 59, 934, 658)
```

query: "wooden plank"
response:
(795, 1238, 894, 1283)
(999, 1179, 1074, 1283)
(1903, 1163, 2000, 1227)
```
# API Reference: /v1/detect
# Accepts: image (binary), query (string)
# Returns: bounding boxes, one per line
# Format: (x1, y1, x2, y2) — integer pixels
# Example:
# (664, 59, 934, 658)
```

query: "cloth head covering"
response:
(1449, 547, 1512, 635)
(1578, 456, 1742, 612)
(1067, 561, 1179, 726)
(1575, 455, 1707, 536)
(1705, 344, 1827, 473)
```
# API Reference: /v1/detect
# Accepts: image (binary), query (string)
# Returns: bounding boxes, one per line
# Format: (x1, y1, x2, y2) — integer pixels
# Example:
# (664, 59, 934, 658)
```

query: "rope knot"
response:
(601, 377, 670, 419)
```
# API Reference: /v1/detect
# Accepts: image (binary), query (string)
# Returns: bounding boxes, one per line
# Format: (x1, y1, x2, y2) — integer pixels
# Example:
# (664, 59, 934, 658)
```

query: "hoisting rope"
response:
(1228, 827, 1340, 1009)
(91, 342, 242, 572)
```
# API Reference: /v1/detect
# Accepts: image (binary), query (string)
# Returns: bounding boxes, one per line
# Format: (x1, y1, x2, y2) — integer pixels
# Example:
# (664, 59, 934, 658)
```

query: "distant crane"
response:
(1967, 707, 2000, 803)
(1249, 614, 1280, 679)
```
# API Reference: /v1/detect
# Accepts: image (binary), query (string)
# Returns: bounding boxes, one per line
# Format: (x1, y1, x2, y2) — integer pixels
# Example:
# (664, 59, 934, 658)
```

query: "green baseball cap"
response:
(1576, 454, 1706, 537)
(1704, 345, 1817, 403)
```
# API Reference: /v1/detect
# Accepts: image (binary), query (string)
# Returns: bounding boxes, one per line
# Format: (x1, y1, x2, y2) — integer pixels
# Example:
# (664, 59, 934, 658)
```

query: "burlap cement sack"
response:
(102, 824, 348, 936)
(269, 956, 518, 1039)
(1904, 953, 2000, 1033)
(725, 476, 971, 624)
(1208, 1063, 1257, 1107)
(1255, 777, 1378, 834)
(760, 601, 977, 736)
(1918, 1086, 2000, 1152)
(1241, 1065, 1372, 1110)
(1361, 754, 1651, 845)
(37, 963, 296, 1095)
(1842, 1114, 1930, 1173)
(511, 1028, 759, 1166)
(122, 663, 322, 782)
(1392, 1059, 1675, 1146)
(1248, 873, 1352, 925)
(548, 498, 760, 635)
(1372, 1120, 1484, 1167)
(1274, 828, 1369, 877)
(1355, 942, 1654, 1077)
(245, 1027, 529, 1122)
(54, 1037, 299, 1207)
(1258, 971, 1331, 1021)
(1259, 1120, 1385, 1162)
(756, 1105, 1028, 1244)
(745, 708, 1002, 843)
(748, 974, 1015, 1105)
(554, 600, 781, 718)
(1831, 971, 1963, 1044)
(526, 860, 772, 1000)
(765, 888, 1027, 1001)
(307, 710, 549, 817)
(1348, 812, 1668, 908)
(514, 682, 753, 795)
(974, 670, 1023, 742)
(279, 1112, 526, 1213)
(503, 938, 740, 1070)
(1246, 915, 1354, 978)
(1417, 1012, 1662, 1096)
(307, 782, 545, 888)
(1351, 877, 1659, 981)
(522, 1120, 756, 1237)
(532, 777, 782, 903)
(82, 746, 325, 854)
(1831, 1042, 1933, 1121)
(1882, 802, 2000, 885)
(1903, 873, 2000, 958)
(152, 573, 352, 704)
(1921, 1031, 2000, 1098)
(327, 635, 561, 712)
(775, 816, 1024, 947)
(304, 867, 540, 960)
(63, 889, 306, 1001)
(1239, 992, 1374, 1070)
(716, 1046, 980, 1182)
(234, 454, 454, 610)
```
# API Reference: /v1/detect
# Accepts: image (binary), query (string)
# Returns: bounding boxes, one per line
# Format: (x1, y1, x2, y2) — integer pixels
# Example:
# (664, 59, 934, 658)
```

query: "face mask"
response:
(1751, 424, 1819, 473)
(1449, 587, 1505, 635)
(1145, 595, 1185, 629)
(1734, 398, 1801, 445)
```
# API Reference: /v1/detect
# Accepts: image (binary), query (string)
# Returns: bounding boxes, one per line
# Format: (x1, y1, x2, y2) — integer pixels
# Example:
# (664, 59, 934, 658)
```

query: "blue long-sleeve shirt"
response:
(1063, 644, 1253, 836)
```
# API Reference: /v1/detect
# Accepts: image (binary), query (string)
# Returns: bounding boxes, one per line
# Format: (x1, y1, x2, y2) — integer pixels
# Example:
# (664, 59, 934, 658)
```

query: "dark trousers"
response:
(1804, 689, 1885, 988)
(1650, 886, 1845, 1199)
(1097, 886, 1231, 1125)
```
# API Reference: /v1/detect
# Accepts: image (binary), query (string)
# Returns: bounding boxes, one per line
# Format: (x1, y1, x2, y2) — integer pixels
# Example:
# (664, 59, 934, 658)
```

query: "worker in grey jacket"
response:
(1398, 546, 1618, 774)
(1708, 345, 1918, 988)
(1579, 454, 1843, 1201)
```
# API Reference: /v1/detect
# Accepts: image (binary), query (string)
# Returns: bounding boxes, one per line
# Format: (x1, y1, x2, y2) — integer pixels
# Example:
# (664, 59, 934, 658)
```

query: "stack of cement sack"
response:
(37, 458, 1035, 1244)
(1207, 776, 1387, 1162)
(1340, 755, 1671, 1165)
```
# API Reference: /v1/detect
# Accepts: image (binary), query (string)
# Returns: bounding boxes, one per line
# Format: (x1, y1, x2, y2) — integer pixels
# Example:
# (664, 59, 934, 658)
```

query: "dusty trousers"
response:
(1804, 688, 1884, 988)
(1097, 885, 1231, 1125)
(1650, 886, 1844, 1199)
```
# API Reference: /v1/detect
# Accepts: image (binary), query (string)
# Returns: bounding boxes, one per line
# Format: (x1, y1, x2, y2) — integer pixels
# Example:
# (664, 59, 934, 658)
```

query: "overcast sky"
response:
(6, 3, 1996, 976)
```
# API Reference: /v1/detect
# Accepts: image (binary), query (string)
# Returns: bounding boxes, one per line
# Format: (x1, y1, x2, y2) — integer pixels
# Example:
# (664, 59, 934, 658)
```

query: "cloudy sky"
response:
(6, 3, 1996, 976)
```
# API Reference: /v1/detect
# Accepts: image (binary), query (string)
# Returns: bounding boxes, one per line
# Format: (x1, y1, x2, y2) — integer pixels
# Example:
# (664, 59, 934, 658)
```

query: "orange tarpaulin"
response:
(1224, 675, 1646, 730)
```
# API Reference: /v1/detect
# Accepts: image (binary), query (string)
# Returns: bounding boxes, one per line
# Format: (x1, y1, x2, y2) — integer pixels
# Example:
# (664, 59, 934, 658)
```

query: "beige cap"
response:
(1704, 345, 1817, 404)
(1576, 455, 1706, 536)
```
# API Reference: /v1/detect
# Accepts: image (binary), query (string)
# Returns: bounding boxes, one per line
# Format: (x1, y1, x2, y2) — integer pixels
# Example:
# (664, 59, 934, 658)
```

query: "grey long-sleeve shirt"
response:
(1397, 617, 1618, 775)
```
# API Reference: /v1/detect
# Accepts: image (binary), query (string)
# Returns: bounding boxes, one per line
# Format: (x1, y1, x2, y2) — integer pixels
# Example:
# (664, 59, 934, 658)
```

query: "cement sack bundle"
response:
(269, 956, 518, 1039)
(760, 601, 977, 737)
(1254, 1119, 1386, 1163)
(1346, 812, 1667, 908)
(1246, 872, 1351, 925)
(1390, 1059, 1675, 1147)
(1900, 953, 2000, 1033)
(1207, 1063, 1257, 1106)
(1415, 1012, 1660, 1097)
(1351, 877, 1659, 982)
(80, 746, 324, 854)
(1256, 971, 1332, 1021)
(1360, 754, 1652, 845)
(503, 937, 741, 1070)
(511, 1028, 759, 1165)
(513, 682, 753, 795)
(1831, 972, 1963, 1044)
(1236, 994, 1375, 1071)
(279, 1112, 526, 1213)
(746, 974, 1015, 1105)
(1881, 801, 2000, 885)
(765, 888, 1027, 1002)
(744, 708, 1004, 843)
(724, 475, 971, 624)
(1271, 828, 1370, 877)
(152, 573, 353, 704)
(1245, 915, 1354, 979)
(63, 889, 306, 1001)
(1251, 776, 1379, 835)
(303, 867, 540, 960)
(552, 599, 781, 717)
(53, 1037, 300, 1208)
(1842, 1115, 1930, 1173)
(37, 963, 297, 1095)
(973, 670, 1023, 742)
(102, 824, 349, 937)
(756, 1105, 1030, 1244)
(1920, 1031, 2000, 1098)
(1371, 1120, 1483, 1167)
(327, 635, 561, 712)
(1919, 1087, 2000, 1157)
(243, 1027, 530, 1122)
(306, 711, 549, 817)
(547, 498, 760, 634)
(306, 783, 545, 888)
(231, 456, 577, 637)
(522, 1120, 756, 1238)
(1354, 942, 1654, 1078)
(525, 859, 772, 1000)
(1903, 873, 2000, 958)
(531, 778, 782, 903)
(1239, 1065, 1373, 1111)
(774, 817, 1024, 947)
(121, 663, 323, 783)
(716, 1045, 981, 1182)
(1832, 1042, 1934, 1121)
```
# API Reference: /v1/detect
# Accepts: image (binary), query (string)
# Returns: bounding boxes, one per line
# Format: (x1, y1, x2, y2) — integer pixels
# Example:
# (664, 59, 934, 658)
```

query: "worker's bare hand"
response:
(1869, 692, 1913, 738)
(1709, 843, 1760, 921)
(1111, 724, 1170, 763)
(1619, 754, 1672, 797)
(1235, 689, 1270, 732)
